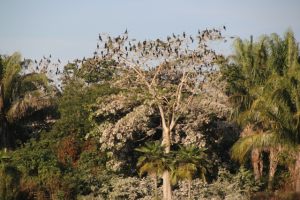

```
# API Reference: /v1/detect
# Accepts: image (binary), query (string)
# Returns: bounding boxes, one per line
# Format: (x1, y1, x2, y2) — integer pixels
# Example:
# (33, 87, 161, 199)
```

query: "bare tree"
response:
(94, 28, 224, 199)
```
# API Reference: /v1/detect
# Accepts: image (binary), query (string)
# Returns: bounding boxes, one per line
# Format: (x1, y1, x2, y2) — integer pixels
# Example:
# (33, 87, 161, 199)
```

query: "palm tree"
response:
(221, 35, 270, 181)
(0, 53, 56, 149)
(228, 30, 300, 190)
(135, 141, 167, 199)
(171, 145, 208, 199)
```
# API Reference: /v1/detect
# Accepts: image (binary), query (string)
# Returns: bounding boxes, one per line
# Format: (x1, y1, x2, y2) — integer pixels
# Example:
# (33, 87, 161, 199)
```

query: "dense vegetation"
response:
(0, 29, 300, 200)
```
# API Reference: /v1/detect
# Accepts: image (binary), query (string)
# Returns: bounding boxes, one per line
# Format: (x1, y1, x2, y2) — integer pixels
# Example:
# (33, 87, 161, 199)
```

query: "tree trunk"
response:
(293, 147, 300, 192)
(251, 148, 263, 181)
(162, 127, 172, 200)
(268, 147, 279, 190)
(152, 174, 158, 200)
(188, 179, 191, 200)
(0, 85, 7, 150)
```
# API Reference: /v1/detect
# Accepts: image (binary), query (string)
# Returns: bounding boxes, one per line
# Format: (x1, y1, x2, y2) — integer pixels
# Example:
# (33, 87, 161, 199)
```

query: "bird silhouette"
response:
(190, 36, 194, 43)
(223, 25, 226, 30)
(99, 34, 102, 41)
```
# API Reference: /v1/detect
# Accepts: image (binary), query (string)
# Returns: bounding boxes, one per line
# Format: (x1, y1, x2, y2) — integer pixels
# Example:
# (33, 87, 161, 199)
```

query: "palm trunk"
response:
(0, 85, 7, 149)
(152, 173, 158, 200)
(292, 147, 300, 192)
(268, 147, 279, 190)
(251, 148, 263, 181)
(188, 179, 191, 200)
(162, 127, 172, 200)
(286, 147, 300, 192)
(0, 118, 8, 149)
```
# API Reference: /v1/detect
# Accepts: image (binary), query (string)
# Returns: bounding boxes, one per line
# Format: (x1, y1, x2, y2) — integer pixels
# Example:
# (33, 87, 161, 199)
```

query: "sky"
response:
(0, 0, 299, 62)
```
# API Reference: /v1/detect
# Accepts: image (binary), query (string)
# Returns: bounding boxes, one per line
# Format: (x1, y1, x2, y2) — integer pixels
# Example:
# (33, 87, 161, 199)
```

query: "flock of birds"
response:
(19, 26, 231, 88)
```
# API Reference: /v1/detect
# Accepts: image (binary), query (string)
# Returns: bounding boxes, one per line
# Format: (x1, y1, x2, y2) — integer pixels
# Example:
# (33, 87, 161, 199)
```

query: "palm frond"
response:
(2, 53, 22, 101)
(6, 90, 54, 122)
(231, 132, 280, 163)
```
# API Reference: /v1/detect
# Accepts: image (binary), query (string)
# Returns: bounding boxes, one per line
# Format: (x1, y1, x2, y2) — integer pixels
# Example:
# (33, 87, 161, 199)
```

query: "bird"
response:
(223, 25, 226, 30)
(183, 32, 186, 38)
(190, 36, 194, 43)
(97, 44, 99, 49)
(49, 54, 52, 58)
(124, 29, 128, 34)
(35, 60, 37, 64)
(99, 34, 102, 41)
(58, 59, 61, 63)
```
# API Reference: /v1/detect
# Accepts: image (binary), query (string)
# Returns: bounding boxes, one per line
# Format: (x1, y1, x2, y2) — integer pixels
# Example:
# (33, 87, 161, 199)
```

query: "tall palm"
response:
(228, 30, 300, 190)
(135, 141, 167, 199)
(221, 35, 270, 181)
(0, 53, 56, 149)
(171, 145, 208, 199)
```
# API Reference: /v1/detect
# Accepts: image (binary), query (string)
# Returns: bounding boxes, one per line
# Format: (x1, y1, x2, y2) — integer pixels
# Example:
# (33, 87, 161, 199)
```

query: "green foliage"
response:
(53, 80, 118, 138)
(173, 167, 260, 200)
(135, 141, 166, 177)
(0, 150, 20, 200)
(171, 145, 209, 184)
(0, 52, 57, 149)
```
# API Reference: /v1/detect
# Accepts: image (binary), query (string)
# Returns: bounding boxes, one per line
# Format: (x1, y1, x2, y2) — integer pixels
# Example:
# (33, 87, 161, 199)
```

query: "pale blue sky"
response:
(0, 0, 299, 62)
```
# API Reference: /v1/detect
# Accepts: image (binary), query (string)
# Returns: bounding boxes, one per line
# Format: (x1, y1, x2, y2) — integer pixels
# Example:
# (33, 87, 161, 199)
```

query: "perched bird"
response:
(183, 32, 186, 38)
(99, 34, 102, 41)
(223, 25, 226, 30)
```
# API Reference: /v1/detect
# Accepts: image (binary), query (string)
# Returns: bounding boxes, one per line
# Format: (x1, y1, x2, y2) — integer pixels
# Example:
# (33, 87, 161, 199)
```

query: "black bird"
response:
(97, 44, 99, 49)
(58, 59, 61, 63)
(49, 54, 52, 58)
(183, 32, 186, 38)
(223, 25, 226, 30)
(190, 36, 194, 43)
(99, 34, 102, 41)
(125, 29, 128, 34)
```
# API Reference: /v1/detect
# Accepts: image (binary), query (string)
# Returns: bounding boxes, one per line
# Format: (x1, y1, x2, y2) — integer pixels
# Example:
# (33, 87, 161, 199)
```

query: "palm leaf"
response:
(6, 90, 54, 122)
